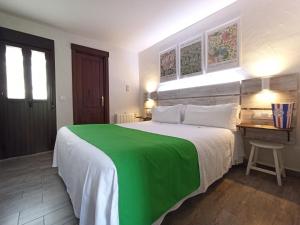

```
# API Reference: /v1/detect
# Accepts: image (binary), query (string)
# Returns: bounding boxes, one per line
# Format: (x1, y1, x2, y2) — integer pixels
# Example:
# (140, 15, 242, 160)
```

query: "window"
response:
(4, 46, 48, 100)
(31, 50, 47, 100)
(5, 45, 25, 99)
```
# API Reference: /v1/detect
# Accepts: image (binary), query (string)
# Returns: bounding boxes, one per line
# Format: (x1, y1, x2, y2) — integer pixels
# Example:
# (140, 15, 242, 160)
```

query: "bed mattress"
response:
(53, 121, 240, 225)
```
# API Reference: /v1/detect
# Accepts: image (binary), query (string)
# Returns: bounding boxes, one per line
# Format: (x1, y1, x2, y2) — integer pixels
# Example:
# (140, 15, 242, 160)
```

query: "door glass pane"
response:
(5, 45, 25, 99)
(31, 50, 47, 100)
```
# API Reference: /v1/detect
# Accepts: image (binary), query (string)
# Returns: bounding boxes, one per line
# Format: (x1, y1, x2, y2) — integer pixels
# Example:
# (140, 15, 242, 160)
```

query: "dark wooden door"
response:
(0, 28, 56, 159)
(72, 44, 109, 124)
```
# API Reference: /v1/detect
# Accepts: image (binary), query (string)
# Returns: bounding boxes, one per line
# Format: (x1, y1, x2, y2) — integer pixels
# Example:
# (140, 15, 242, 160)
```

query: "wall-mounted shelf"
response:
(237, 123, 293, 142)
(136, 116, 152, 121)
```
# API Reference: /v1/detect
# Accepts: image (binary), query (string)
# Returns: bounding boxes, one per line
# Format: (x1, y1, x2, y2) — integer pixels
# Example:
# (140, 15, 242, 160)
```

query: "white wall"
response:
(139, 0, 300, 171)
(0, 11, 140, 128)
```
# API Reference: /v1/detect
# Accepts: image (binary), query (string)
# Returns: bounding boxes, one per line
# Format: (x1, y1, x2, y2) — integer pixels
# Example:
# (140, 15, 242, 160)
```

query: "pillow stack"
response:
(182, 104, 240, 131)
(151, 103, 240, 131)
(152, 104, 183, 124)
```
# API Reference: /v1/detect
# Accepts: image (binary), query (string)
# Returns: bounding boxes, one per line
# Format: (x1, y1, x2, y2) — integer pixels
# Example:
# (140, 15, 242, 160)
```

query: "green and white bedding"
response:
(53, 121, 236, 225)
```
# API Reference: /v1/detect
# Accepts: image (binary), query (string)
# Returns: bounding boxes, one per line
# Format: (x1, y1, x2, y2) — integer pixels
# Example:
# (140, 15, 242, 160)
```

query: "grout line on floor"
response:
(42, 191, 44, 203)
(17, 211, 20, 225)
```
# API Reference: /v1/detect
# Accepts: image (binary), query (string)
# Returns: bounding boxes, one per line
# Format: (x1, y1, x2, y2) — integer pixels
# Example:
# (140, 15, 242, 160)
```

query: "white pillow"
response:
(182, 103, 240, 130)
(152, 104, 183, 124)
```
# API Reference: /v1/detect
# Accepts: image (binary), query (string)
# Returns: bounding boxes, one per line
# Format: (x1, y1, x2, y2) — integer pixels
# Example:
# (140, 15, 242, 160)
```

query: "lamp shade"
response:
(144, 99, 155, 109)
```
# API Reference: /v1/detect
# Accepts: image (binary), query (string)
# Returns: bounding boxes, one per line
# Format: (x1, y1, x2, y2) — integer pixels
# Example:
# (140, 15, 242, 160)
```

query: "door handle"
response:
(101, 96, 104, 107)
(28, 99, 33, 108)
(51, 102, 55, 110)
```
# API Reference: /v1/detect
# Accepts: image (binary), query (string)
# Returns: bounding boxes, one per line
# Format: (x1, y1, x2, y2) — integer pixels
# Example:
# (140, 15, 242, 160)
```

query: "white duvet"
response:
(53, 121, 243, 225)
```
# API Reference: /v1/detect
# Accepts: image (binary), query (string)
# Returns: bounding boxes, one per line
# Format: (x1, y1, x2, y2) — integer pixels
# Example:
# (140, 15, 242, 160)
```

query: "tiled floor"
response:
(162, 165, 300, 225)
(1, 152, 300, 225)
(0, 152, 78, 225)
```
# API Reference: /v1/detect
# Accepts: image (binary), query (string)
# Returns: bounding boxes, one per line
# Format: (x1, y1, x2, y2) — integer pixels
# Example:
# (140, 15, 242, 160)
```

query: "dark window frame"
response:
(0, 27, 56, 106)
(0, 27, 57, 156)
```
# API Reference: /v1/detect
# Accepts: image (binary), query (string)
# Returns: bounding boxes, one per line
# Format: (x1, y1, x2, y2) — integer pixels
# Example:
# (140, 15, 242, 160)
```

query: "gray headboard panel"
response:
(154, 81, 241, 106)
(145, 74, 298, 144)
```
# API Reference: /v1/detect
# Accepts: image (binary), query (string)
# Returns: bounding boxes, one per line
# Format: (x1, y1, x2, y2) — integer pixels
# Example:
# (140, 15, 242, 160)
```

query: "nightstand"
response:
(135, 116, 152, 121)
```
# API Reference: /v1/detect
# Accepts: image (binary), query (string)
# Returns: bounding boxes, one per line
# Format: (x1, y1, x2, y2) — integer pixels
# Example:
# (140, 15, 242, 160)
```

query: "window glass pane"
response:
(5, 45, 25, 99)
(31, 50, 47, 100)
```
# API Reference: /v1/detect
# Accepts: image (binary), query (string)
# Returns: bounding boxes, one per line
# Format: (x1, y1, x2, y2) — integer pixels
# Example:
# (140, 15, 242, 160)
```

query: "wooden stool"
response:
(246, 140, 286, 186)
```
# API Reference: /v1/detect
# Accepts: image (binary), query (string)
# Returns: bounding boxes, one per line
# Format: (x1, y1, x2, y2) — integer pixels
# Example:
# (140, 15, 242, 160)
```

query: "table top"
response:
(237, 123, 293, 131)
(135, 116, 152, 121)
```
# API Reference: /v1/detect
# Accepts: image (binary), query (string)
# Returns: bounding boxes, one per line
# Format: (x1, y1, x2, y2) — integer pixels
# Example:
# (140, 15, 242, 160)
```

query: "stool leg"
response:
(246, 145, 255, 175)
(253, 149, 258, 166)
(273, 149, 282, 186)
(278, 151, 286, 178)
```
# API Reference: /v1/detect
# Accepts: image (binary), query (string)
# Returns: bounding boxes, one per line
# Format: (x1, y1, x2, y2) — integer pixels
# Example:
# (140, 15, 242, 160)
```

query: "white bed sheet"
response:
(53, 121, 240, 225)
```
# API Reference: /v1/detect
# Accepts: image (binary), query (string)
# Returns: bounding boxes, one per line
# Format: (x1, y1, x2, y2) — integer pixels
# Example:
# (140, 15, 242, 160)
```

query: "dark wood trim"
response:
(103, 53, 110, 123)
(71, 48, 78, 124)
(23, 48, 32, 100)
(71, 44, 109, 58)
(0, 27, 57, 158)
(0, 27, 56, 103)
(0, 44, 5, 99)
(71, 43, 110, 123)
(0, 44, 4, 154)
(0, 27, 54, 51)
(46, 50, 57, 147)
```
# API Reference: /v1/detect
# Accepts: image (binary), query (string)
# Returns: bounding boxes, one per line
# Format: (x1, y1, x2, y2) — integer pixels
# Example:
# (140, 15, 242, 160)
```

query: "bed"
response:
(53, 120, 243, 225)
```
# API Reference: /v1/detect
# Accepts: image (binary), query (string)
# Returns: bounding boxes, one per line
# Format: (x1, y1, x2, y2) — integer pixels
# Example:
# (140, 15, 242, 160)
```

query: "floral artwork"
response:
(206, 21, 239, 72)
(160, 48, 177, 82)
(180, 38, 203, 77)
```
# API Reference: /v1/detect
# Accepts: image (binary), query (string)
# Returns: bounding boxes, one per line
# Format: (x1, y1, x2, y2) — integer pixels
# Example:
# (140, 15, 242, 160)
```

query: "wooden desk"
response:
(237, 123, 293, 142)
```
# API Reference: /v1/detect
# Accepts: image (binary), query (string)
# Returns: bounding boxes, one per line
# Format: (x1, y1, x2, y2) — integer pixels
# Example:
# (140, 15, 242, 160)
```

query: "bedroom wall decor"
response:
(159, 46, 177, 82)
(179, 36, 203, 78)
(205, 19, 240, 72)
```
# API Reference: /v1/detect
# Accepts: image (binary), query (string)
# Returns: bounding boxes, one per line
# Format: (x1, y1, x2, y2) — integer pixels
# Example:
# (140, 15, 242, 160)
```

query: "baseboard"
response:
(0, 150, 53, 162)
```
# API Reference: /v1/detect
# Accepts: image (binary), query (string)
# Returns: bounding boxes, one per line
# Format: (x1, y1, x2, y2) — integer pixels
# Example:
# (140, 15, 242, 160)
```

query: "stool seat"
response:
(249, 140, 284, 150)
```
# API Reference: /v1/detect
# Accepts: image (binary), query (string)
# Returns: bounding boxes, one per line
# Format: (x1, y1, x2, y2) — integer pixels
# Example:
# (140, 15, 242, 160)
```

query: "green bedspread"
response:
(68, 124, 200, 225)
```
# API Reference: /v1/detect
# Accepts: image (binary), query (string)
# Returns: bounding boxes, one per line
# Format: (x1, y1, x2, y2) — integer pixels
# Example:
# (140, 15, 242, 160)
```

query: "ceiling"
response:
(0, 0, 236, 52)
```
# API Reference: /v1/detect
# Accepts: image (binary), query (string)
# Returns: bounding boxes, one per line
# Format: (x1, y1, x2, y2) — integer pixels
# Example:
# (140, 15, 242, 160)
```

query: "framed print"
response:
(205, 19, 240, 72)
(159, 47, 177, 82)
(179, 35, 203, 78)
